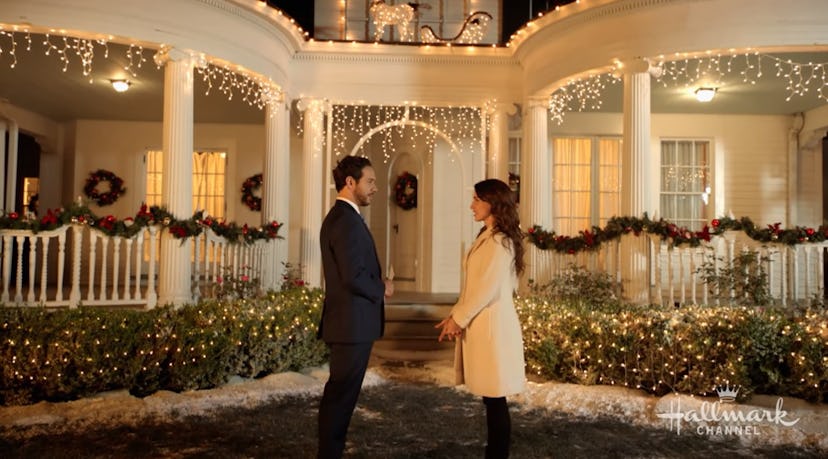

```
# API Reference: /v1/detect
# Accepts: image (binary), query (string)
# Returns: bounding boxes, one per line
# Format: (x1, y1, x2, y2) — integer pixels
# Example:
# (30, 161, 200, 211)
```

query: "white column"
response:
(620, 60, 655, 305)
(261, 96, 290, 290)
(5, 120, 18, 212)
(786, 120, 801, 226)
(298, 98, 326, 288)
(154, 47, 200, 307)
(521, 97, 552, 282)
(486, 102, 515, 182)
(0, 120, 6, 211)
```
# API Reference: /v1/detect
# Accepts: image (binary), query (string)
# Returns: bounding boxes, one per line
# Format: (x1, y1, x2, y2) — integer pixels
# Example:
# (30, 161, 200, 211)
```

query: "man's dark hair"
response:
(332, 156, 372, 191)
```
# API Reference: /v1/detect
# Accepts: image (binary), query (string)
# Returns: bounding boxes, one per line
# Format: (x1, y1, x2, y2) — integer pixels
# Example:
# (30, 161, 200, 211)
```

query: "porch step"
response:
(374, 295, 456, 361)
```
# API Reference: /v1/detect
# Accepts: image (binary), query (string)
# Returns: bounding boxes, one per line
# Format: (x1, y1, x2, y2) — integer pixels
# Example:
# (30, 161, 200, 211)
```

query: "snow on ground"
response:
(1, 359, 826, 451)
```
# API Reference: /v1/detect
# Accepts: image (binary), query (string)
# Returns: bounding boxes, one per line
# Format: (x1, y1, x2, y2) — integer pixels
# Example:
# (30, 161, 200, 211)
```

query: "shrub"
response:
(529, 264, 620, 308)
(281, 261, 308, 291)
(697, 249, 770, 306)
(517, 297, 828, 402)
(212, 265, 262, 301)
(0, 287, 328, 406)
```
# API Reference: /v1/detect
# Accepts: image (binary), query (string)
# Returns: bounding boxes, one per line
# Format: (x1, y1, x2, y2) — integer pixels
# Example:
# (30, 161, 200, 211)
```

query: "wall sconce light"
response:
(694, 87, 716, 102)
(109, 79, 131, 93)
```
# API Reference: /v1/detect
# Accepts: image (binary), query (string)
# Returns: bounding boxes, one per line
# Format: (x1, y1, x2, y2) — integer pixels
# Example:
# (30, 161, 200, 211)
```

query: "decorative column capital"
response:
(526, 96, 549, 111)
(153, 46, 207, 68)
(614, 57, 662, 77)
(483, 100, 519, 117)
(257, 80, 284, 110)
(296, 97, 329, 114)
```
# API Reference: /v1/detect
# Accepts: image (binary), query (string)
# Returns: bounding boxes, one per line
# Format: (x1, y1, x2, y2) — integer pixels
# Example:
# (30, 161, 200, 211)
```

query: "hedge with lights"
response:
(517, 297, 828, 403)
(0, 287, 327, 406)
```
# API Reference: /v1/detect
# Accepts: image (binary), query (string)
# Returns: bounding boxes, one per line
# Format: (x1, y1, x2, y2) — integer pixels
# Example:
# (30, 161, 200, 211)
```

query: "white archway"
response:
(344, 119, 469, 293)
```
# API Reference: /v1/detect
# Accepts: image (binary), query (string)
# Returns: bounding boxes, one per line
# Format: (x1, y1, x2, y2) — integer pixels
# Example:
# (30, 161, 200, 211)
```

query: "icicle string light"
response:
(653, 51, 828, 102)
(548, 72, 621, 125)
(125, 44, 148, 77)
(326, 104, 482, 164)
(0, 26, 282, 110)
(196, 63, 282, 111)
(550, 51, 828, 124)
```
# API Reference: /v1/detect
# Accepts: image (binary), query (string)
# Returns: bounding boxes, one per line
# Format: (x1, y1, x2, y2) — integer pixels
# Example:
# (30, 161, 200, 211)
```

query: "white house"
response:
(1, 0, 827, 307)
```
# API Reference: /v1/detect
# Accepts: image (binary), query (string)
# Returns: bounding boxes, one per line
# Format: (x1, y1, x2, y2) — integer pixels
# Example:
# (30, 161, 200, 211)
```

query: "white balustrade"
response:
(6, 222, 820, 309)
(529, 230, 828, 307)
(191, 228, 266, 299)
(1, 225, 160, 308)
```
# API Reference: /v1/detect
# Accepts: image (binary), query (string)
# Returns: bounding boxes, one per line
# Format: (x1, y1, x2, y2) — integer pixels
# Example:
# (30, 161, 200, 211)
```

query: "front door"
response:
(390, 152, 419, 292)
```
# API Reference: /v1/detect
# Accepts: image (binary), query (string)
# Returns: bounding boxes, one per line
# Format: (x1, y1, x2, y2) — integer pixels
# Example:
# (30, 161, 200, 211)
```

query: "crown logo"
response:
(715, 384, 740, 403)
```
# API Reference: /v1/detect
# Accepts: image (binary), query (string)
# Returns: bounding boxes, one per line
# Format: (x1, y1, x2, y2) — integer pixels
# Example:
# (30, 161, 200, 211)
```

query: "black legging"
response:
(483, 396, 511, 459)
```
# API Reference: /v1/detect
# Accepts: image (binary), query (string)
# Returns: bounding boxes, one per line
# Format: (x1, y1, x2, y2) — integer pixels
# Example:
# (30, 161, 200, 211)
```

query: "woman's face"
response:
(470, 192, 492, 222)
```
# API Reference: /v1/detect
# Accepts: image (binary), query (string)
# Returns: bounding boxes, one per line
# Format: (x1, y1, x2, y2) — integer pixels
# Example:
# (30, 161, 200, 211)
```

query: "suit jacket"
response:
(451, 227, 526, 398)
(318, 199, 386, 343)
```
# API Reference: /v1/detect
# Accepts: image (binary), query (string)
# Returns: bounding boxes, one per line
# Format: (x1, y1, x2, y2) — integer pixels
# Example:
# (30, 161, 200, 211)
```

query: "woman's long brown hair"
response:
(474, 179, 525, 276)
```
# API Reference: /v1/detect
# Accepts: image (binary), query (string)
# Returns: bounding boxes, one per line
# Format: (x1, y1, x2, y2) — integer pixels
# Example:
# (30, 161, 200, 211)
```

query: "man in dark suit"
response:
(318, 155, 393, 459)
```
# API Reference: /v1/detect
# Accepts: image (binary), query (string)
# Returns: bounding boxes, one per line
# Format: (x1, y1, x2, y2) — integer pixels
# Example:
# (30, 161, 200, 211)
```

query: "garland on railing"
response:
(0, 203, 283, 245)
(526, 214, 828, 254)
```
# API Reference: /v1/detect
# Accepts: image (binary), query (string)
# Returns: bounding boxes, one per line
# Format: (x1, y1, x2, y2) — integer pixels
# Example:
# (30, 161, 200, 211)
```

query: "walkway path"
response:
(1, 360, 824, 458)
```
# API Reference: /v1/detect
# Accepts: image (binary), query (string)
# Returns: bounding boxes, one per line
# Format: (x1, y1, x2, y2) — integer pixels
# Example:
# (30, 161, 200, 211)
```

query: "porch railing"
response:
(530, 231, 828, 306)
(0, 225, 266, 308)
(7, 225, 825, 309)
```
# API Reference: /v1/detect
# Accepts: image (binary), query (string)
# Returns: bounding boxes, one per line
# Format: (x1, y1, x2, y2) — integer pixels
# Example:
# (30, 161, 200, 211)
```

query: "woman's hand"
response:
(435, 316, 463, 342)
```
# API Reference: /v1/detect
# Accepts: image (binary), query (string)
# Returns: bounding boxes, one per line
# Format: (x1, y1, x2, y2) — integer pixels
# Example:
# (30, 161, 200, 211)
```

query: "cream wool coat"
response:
(451, 227, 526, 398)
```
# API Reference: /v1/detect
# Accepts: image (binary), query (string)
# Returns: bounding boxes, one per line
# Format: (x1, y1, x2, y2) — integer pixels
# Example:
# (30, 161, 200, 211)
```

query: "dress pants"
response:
(483, 396, 511, 459)
(317, 341, 373, 459)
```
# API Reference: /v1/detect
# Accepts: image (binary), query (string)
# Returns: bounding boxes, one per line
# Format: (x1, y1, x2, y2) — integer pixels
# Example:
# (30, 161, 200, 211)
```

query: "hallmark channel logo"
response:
(656, 384, 801, 436)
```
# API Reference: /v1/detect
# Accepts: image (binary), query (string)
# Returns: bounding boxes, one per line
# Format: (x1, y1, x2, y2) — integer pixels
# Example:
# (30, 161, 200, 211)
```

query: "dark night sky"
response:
(266, 0, 577, 44)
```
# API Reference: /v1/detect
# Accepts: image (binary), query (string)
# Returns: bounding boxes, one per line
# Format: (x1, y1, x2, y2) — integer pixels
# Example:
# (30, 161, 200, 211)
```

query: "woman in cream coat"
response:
(436, 178, 526, 459)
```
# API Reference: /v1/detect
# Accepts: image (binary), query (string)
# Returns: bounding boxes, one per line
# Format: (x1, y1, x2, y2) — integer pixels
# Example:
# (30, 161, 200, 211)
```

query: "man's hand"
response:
(384, 278, 394, 297)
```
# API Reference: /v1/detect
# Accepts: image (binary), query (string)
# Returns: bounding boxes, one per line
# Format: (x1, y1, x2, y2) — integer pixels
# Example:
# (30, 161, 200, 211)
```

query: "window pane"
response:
(597, 138, 621, 224)
(661, 141, 676, 165)
(552, 138, 592, 233)
(145, 150, 163, 207)
(661, 166, 675, 192)
(551, 136, 622, 231)
(677, 141, 694, 165)
(659, 140, 710, 230)
(146, 150, 226, 220)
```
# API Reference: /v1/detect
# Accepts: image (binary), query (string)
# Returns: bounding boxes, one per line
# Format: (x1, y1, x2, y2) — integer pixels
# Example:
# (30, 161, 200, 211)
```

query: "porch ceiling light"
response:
(694, 87, 716, 102)
(109, 79, 131, 93)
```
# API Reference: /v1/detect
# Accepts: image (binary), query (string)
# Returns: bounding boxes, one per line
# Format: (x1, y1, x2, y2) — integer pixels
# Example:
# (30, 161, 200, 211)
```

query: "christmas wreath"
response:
(83, 169, 126, 207)
(241, 173, 263, 211)
(394, 172, 417, 210)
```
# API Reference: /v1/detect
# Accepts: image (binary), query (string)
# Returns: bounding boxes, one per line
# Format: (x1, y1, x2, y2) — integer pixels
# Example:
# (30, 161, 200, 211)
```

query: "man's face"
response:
(353, 166, 378, 207)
